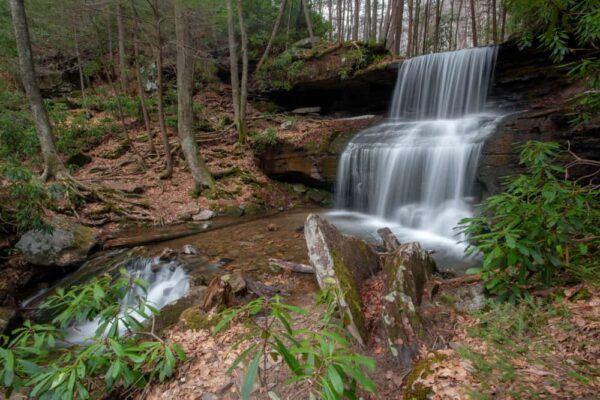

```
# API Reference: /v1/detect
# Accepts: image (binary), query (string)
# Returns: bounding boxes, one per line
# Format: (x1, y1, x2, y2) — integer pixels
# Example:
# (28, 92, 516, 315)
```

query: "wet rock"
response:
(182, 244, 200, 255)
(280, 120, 293, 129)
(16, 222, 97, 267)
(380, 236, 435, 368)
(0, 306, 17, 334)
(159, 248, 178, 261)
(220, 273, 246, 294)
(267, 223, 279, 232)
(304, 214, 379, 344)
(192, 209, 216, 221)
(292, 106, 321, 114)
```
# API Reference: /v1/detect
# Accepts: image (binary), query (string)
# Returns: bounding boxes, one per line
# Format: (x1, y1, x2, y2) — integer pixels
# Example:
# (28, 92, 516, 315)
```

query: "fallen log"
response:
(268, 258, 315, 274)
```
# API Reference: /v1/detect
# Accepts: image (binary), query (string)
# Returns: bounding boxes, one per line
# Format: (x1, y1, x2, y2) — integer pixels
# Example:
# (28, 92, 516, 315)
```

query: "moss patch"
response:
(180, 307, 214, 330)
(403, 353, 449, 400)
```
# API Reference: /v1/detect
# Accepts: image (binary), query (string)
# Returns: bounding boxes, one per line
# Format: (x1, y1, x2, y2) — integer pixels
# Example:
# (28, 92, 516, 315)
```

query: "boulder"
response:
(292, 106, 321, 114)
(378, 229, 435, 368)
(16, 222, 97, 267)
(304, 214, 379, 344)
(193, 209, 216, 221)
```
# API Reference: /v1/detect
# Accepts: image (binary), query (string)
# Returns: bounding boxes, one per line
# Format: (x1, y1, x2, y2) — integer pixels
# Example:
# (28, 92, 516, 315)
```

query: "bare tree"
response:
(173, 0, 215, 193)
(301, 0, 316, 45)
(421, 0, 431, 54)
(226, 0, 249, 143)
(130, 0, 156, 155)
(469, 0, 478, 46)
(492, 0, 497, 43)
(353, 0, 360, 41)
(9, 0, 65, 181)
(371, 0, 379, 40)
(257, 0, 287, 70)
(150, 0, 173, 178)
(116, 0, 128, 92)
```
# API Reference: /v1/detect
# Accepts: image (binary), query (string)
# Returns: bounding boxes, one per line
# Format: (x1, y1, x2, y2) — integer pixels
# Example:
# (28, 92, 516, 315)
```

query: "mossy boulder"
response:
(304, 214, 379, 344)
(179, 307, 214, 330)
(15, 218, 97, 267)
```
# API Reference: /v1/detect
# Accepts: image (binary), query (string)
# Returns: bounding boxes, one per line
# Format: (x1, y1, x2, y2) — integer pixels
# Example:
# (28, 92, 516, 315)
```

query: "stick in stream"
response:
(268, 258, 314, 274)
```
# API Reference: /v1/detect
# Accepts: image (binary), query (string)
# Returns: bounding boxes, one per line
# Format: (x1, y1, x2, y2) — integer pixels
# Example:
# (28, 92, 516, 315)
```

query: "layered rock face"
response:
(258, 41, 600, 194)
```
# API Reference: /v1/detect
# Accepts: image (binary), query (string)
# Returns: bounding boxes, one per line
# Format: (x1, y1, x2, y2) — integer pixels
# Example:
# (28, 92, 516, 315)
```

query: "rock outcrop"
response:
(304, 215, 435, 368)
(16, 220, 97, 267)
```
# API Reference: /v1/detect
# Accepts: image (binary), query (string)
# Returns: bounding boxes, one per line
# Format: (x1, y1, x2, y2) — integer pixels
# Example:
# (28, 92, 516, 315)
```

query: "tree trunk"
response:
(328, 0, 333, 41)
(365, 0, 371, 40)
(395, 0, 405, 54)
(116, 0, 128, 93)
(337, 0, 343, 42)
(257, 0, 287, 70)
(372, 0, 378, 40)
(353, 0, 360, 41)
(407, 0, 414, 56)
(130, 0, 155, 155)
(107, 2, 114, 66)
(9, 0, 64, 181)
(492, 0, 497, 43)
(412, 0, 420, 56)
(74, 28, 87, 115)
(454, 0, 463, 48)
(448, 0, 455, 49)
(469, 0, 477, 46)
(236, 0, 249, 143)
(226, 0, 242, 143)
(500, 0, 506, 41)
(433, 0, 442, 52)
(301, 0, 316, 45)
(174, 0, 215, 193)
(421, 0, 430, 54)
(153, 1, 173, 178)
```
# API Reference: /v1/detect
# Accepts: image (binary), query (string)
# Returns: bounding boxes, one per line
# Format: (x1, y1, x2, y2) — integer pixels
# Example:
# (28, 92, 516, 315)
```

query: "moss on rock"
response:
(403, 353, 448, 400)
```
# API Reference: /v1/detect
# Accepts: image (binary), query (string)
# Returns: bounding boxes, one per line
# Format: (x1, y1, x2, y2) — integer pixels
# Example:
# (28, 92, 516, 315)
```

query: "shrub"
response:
(459, 141, 600, 301)
(0, 86, 39, 161)
(0, 269, 185, 399)
(214, 289, 377, 400)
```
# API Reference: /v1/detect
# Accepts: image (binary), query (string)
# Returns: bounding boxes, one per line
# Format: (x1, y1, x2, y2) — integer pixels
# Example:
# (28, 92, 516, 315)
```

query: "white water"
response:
(67, 257, 190, 343)
(332, 47, 500, 270)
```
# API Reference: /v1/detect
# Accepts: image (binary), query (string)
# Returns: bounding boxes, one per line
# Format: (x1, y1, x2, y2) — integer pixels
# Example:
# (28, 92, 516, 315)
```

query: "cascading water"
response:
(66, 257, 190, 343)
(331, 47, 500, 270)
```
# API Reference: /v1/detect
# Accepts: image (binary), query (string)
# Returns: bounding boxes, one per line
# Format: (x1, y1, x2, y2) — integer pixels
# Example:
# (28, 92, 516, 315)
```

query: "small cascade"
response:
(333, 47, 500, 269)
(67, 257, 190, 343)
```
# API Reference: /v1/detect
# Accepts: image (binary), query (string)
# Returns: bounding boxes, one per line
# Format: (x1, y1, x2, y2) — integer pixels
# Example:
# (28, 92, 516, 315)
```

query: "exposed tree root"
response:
(57, 173, 153, 222)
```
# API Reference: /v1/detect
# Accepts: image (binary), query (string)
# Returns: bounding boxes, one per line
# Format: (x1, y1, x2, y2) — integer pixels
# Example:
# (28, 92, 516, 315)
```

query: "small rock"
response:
(292, 184, 308, 193)
(292, 106, 321, 115)
(221, 273, 246, 293)
(280, 120, 293, 129)
(192, 209, 216, 221)
(159, 248, 177, 261)
(201, 394, 218, 400)
(182, 244, 200, 255)
(267, 223, 279, 232)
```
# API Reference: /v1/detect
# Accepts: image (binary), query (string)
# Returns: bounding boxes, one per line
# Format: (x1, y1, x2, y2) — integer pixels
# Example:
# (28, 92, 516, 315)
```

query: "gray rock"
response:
(292, 37, 320, 48)
(292, 184, 308, 193)
(453, 283, 485, 313)
(16, 222, 97, 267)
(221, 273, 246, 293)
(182, 244, 200, 255)
(292, 106, 321, 114)
(280, 120, 294, 129)
(192, 209, 216, 221)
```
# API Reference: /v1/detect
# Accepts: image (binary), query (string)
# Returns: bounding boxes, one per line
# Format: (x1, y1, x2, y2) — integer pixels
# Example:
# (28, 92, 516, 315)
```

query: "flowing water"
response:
(331, 47, 500, 271)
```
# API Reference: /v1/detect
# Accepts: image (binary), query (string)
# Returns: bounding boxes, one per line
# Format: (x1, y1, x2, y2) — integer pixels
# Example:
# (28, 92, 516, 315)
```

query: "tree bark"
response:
(337, 0, 343, 42)
(500, 0, 506, 41)
(116, 0, 128, 93)
(421, 0, 430, 54)
(433, 0, 443, 52)
(454, 0, 464, 49)
(74, 27, 87, 113)
(407, 0, 414, 56)
(492, 0, 497, 43)
(130, 0, 155, 155)
(365, 0, 371, 40)
(328, 0, 333, 41)
(257, 0, 287, 71)
(174, 0, 215, 193)
(226, 0, 242, 143)
(236, 0, 249, 143)
(9, 0, 65, 181)
(352, 0, 360, 41)
(394, 0, 405, 55)
(372, 0, 378, 40)
(469, 0, 477, 46)
(412, 0, 420, 56)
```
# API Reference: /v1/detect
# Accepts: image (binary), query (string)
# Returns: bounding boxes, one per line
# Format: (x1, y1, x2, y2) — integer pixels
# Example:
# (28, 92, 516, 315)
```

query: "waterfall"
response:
(332, 47, 499, 270)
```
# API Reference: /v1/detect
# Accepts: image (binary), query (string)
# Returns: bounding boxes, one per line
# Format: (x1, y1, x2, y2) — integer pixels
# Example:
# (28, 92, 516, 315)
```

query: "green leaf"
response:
(327, 365, 344, 395)
(241, 353, 261, 400)
(226, 344, 257, 374)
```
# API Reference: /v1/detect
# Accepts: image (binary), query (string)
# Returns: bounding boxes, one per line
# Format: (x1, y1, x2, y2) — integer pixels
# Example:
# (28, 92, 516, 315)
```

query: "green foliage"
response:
(0, 84, 39, 161)
(0, 164, 54, 234)
(459, 141, 600, 301)
(0, 269, 185, 399)
(251, 127, 278, 152)
(507, 0, 600, 125)
(214, 290, 377, 400)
